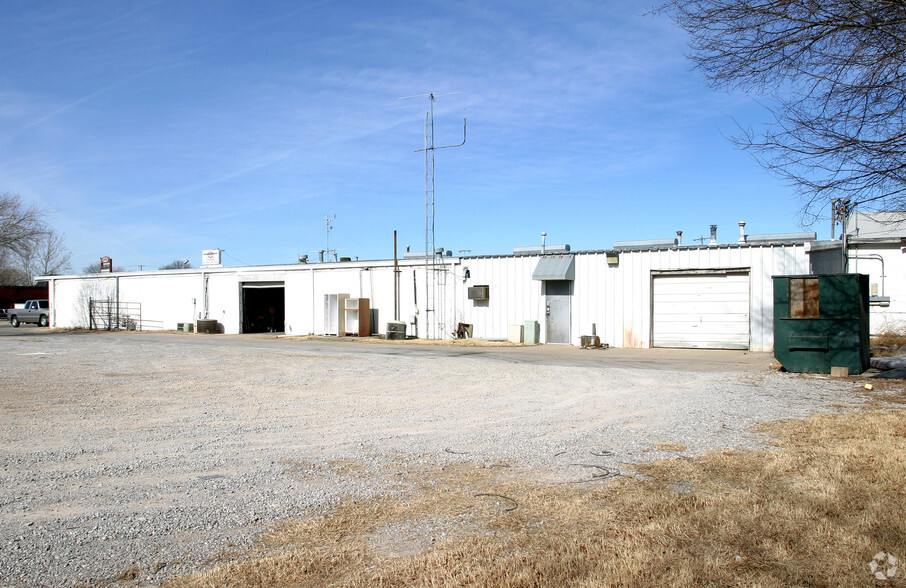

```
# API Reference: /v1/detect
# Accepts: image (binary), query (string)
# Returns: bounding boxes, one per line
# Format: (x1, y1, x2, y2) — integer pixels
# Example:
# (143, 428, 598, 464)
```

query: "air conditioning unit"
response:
(468, 285, 489, 301)
(386, 321, 407, 340)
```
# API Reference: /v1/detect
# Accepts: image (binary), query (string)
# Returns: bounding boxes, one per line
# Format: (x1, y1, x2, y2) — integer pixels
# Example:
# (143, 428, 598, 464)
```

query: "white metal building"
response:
(800, 211, 906, 334)
(44, 227, 820, 351)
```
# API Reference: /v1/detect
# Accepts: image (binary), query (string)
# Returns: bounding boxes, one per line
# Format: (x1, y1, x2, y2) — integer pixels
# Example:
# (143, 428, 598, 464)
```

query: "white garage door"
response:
(652, 272, 750, 349)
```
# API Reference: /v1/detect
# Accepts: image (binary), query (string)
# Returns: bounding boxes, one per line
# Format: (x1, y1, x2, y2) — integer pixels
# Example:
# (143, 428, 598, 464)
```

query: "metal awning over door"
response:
(652, 271, 751, 349)
(532, 255, 575, 281)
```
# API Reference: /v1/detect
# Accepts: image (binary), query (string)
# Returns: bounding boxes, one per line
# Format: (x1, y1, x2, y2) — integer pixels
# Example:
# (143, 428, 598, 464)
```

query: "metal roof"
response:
(532, 254, 575, 281)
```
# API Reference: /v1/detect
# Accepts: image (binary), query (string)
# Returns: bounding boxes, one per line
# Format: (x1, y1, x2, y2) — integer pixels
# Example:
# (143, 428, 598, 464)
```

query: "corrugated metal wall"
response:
(454, 255, 543, 340)
(46, 243, 809, 350)
(453, 244, 808, 351)
(848, 242, 906, 334)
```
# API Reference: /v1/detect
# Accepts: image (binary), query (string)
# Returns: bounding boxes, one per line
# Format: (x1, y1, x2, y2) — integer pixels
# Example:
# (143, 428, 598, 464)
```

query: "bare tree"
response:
(658, 1, 906, 224)
(0, 193, 46, 257)
(159, 259, 193, 270)
(16, 230, 72, 279)
(0, 265, 29, 286)
(82, 261, 124, 274)
(0, 193, 72, 284)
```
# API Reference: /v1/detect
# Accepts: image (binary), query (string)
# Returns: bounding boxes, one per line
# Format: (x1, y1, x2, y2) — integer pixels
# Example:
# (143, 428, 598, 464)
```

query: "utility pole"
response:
(833, 198, 852, 271)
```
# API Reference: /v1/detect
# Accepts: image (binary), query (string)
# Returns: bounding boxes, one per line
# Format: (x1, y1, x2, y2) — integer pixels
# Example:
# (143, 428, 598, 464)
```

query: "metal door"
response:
(545, 280, 571, 344)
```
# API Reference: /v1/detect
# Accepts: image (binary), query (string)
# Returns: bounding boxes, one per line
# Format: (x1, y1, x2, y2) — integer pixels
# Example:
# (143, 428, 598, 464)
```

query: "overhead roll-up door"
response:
(652, 271, 751, 349)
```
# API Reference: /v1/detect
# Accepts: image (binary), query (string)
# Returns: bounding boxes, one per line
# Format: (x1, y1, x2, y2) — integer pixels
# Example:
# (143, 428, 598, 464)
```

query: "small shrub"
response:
(871, 322, 906, 356)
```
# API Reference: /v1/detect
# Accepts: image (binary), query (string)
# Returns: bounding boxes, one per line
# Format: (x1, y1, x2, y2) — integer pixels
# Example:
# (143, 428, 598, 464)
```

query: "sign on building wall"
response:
(201, 249, 223, 267)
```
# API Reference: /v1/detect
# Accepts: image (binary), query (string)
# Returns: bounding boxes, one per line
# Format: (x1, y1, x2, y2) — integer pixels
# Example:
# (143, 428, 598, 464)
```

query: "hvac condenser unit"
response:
(467, 285, 489, 301)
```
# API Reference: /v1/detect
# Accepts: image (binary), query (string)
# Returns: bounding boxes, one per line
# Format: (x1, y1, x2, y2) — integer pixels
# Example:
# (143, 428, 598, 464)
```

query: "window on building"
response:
(790, 278, 820, 318)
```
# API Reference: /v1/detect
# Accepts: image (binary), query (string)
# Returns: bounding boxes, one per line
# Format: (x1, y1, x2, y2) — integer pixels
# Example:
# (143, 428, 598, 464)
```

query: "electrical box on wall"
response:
(468, 285, 490, 301)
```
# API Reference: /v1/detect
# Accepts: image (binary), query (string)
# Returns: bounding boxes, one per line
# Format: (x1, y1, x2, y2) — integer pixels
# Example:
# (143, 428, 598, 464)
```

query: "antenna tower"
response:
(409, 92, 466, 338)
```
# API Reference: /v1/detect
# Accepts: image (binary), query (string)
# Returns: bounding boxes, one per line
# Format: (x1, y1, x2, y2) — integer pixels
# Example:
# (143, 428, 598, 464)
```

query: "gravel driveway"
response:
(0, 329, 863, 587)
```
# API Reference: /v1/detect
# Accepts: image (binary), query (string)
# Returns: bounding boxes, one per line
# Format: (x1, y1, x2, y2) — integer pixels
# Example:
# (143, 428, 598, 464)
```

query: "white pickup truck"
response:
(9, 299, 50, 328)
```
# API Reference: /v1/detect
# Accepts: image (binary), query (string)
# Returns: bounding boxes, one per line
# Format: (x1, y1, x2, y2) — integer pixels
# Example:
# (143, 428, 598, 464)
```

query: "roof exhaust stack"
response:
(709, 224, 718, 246)
(676, 230, 683, 246)
(738, 221, 747, 244)
(541, 232, 547, 254)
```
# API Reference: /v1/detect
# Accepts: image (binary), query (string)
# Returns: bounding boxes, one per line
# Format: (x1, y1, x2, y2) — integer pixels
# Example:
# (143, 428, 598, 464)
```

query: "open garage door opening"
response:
(241, 283, 285, 334)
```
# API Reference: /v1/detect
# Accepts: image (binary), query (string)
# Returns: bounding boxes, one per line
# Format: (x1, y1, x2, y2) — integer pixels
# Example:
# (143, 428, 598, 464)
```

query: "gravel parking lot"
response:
(0, 327, 864, 587)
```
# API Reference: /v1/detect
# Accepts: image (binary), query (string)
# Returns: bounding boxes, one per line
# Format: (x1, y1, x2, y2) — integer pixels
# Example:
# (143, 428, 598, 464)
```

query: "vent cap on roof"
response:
(746, 232, 817, 243)
(513, 244, 570, 256)
(613, 238, 677, 250)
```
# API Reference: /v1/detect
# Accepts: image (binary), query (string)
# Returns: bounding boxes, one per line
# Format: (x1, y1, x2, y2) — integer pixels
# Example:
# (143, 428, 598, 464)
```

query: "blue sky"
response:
(1, 1, 824, 271)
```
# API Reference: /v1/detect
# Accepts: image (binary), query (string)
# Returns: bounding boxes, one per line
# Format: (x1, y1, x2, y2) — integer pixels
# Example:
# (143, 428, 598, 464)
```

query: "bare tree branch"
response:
(159, 259, 193, 270)
(657, 0, 906, 222)
(16, 230, 72, 280)
(0, 193, 72, 284)
(0, 192, 46, 256)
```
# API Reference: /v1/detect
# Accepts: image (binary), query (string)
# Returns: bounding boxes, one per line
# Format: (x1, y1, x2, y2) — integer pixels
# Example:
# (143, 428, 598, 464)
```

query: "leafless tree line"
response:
(659, 0, 906, 224)
(0, 192, 71, 285)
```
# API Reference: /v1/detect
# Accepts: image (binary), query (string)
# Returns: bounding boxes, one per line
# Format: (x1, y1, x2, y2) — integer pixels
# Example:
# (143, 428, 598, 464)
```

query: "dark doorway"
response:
(241, 284, 285, 333)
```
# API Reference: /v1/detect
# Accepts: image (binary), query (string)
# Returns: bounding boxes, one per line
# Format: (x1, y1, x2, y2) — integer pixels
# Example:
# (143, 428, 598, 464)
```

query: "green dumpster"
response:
(773, 274, 870, 374)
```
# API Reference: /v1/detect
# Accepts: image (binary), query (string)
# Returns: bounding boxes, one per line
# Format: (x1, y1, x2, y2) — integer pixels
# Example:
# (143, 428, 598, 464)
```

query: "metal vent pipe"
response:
(709, 225, 718, 245)
(738, 221, 747, 243)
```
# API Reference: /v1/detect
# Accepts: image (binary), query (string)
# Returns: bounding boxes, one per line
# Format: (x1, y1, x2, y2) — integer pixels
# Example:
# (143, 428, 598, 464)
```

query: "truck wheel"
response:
(10, 316, 19, 327)
(39, 315, 49, 327)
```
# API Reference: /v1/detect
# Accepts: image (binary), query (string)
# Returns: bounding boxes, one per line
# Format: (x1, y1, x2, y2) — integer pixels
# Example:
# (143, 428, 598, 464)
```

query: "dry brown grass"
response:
(167, 405, 906, 588)
(652, 441, 688, 453)
(872, 325, 906, 356)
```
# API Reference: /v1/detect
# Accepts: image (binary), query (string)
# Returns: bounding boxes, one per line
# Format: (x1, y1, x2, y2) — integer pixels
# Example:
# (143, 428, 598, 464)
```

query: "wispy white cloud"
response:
(0, 0, 796, 271)
(98, 148, 299, 213)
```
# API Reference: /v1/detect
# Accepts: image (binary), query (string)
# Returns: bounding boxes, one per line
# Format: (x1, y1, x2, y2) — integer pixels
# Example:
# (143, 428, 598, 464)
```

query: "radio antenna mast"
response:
(404, 92, 466, 338)
(326, 214, 336, 261)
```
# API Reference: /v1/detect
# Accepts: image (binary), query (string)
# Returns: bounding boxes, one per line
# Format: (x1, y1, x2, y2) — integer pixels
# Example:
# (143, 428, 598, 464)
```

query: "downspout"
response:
(115, 275, 120, 328)
(310, 265, 315, 335)
(413, 269, 418, 338)
(201, 271, 209, 319)
(393, 230, 399, 321)
(49, 278, 55, 327)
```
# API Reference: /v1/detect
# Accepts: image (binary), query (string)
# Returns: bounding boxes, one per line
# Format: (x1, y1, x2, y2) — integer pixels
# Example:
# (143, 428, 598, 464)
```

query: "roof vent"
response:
(613, 239, 677, 251)
(709, 225, 718, 246)
(746, 232, 817, 243)
(513, 244, 570, 256)
(403, 247, 452, 259)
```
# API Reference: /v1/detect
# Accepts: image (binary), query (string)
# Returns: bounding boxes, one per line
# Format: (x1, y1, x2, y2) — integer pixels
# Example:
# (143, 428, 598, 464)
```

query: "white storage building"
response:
(43, 227, 823, 352)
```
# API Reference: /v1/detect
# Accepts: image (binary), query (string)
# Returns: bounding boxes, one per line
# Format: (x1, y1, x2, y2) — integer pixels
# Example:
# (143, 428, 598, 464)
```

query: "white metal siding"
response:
(652, 273, 750, 349)
(455, 256, 544, 341)
(44, 243, 809, 349)
(848, 243, 906, 334)
(571, 244, 807, 351)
